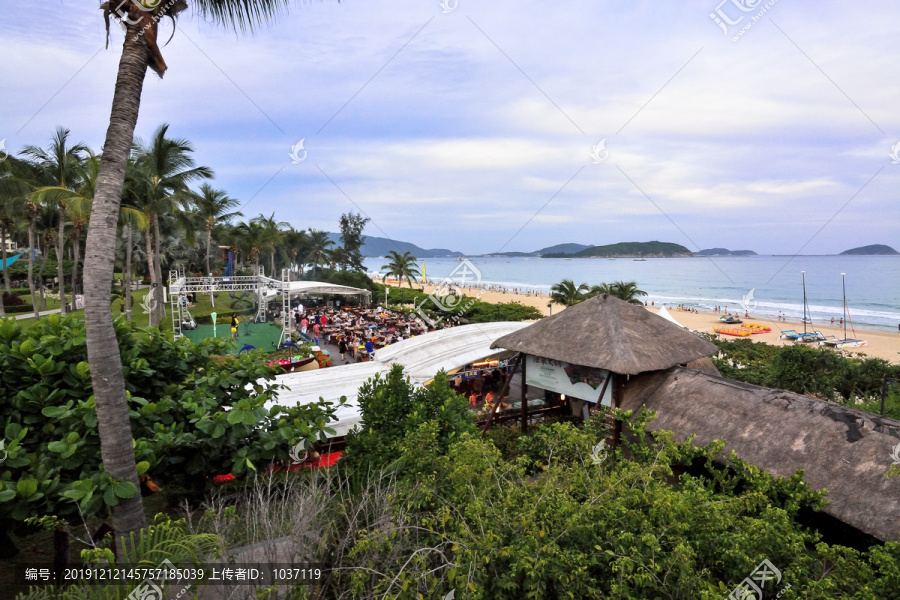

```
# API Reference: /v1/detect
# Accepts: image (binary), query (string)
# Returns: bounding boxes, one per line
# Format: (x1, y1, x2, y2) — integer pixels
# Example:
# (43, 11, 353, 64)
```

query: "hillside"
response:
(536, 242, 594, 255)
(839, 244, 899, 256)
(327, 233, 463, 258)
(543, 241, 693, 258)
(696, 248, 758, 256)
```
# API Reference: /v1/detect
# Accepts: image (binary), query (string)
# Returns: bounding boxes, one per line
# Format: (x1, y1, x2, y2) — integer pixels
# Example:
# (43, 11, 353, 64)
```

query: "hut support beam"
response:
(520, 354, 528, 433)
(481, 353, 522, 437)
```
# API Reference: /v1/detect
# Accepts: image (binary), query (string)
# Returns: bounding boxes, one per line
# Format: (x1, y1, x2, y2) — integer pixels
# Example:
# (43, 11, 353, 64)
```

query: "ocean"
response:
(365, 255, 900, 333)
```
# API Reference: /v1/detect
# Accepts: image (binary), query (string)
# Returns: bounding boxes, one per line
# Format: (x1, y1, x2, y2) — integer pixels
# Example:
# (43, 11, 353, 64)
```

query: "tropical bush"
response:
(336, 408, 900, 599)
(713, 338, 900, 417)
(0, 315, 342, 550)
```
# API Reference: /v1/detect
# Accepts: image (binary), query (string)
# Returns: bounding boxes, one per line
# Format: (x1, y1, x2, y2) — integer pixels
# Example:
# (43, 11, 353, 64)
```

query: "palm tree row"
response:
(1, 126, 364, 324)
(550, 279, 648, 307)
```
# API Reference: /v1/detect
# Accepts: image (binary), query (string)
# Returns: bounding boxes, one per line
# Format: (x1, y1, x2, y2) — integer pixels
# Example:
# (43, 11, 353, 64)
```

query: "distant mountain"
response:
(326, 233, 464, 258)
(544, 241, 692, 258)
(696, 248, 758, 256)
(839, 244, 899, 256)
(536, 243, 594, 255)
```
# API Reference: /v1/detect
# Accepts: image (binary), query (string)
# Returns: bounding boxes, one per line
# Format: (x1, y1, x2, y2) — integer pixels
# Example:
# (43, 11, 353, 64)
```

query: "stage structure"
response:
(168, 267, 372, 346)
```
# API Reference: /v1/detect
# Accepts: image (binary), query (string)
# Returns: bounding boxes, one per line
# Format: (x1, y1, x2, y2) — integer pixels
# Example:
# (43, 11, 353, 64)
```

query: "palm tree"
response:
(381, 250, 419, 288)
(550, 278, 589, 306)
(235, 220, 268, 274)
(0, 156, 44, 318)
(586, 282, 616, 298)
(279, 228, 310, 276)
(133, 124, 212, 326)
(83, 1, 302, 545)
(191, 183, 242, 275)
(21, 127, 88, 314)
(605, 280, 648, 305)
(251, 212, 289, 276)
(305, 229, 334, 277)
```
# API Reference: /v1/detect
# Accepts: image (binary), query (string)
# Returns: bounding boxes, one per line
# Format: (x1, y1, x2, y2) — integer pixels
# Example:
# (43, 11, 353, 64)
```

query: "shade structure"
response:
(656, 305, 686, 328)
(490, 294, 717, 375)
(264, 321, 528, 436)
(282, 280, 371, 298)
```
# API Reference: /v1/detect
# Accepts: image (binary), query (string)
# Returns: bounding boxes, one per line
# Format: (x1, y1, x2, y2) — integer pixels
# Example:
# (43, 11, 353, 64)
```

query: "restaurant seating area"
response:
(292, 304, 435, 361)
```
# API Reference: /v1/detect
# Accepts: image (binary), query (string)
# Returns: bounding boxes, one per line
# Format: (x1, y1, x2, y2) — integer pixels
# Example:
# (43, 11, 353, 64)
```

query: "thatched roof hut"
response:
(490, 295, 717, 374)
(621, 366, 900, 542)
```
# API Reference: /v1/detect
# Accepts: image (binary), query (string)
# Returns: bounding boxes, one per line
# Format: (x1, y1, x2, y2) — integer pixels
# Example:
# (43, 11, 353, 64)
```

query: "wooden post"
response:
(520, 354, 528, 433)
(605, 373, 619, 448)
(589, 372, 612, 416)
(481, 353, 521, 437)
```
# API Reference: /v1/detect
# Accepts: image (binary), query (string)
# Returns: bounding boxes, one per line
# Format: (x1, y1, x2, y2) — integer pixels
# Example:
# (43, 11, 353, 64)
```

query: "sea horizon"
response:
(367, 255, 900, 333)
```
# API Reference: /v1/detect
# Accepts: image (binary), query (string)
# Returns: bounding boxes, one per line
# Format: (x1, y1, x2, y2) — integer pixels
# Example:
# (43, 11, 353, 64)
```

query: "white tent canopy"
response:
(656, 305, 686, 329)
(282, 280, 371, 297)
(264, 321, 528, 437)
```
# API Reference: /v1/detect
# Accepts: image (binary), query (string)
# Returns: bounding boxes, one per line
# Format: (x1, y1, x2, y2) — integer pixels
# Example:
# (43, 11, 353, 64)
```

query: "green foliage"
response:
(713, 339, 900, 417)
(376, 284, 542, 323)
(0, 314, 343, 524)
(339, 411, 900, 599)
(341, 365, 476, 476)
(14, 514, 222, 600)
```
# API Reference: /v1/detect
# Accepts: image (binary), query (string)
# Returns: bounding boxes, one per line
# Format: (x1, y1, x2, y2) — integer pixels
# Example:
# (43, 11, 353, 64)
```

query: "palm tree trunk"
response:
(205, 230, 214, 308)
(125, 226, 133, 322)
(145, 225, 157, 327)
(1, 226, 9, 293)
(72, 226, 82, 301)
(270, 251, 275, 277)
(27, 221, 39, 319)
(38, 238, 50, 309)
(152, 214, 165, 322)
(57, 206, 67, 315)
(82, 21, 150, 549)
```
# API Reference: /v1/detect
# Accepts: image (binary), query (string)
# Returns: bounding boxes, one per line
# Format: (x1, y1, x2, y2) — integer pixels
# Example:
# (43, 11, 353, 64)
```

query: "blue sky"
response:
(2, 0, 899, 255)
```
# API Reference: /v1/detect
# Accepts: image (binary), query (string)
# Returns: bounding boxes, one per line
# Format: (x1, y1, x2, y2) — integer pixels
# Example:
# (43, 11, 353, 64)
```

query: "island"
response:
(839, 244, 899, 256)
(543, 241, 693, 258)
(695, 248, 757, 256)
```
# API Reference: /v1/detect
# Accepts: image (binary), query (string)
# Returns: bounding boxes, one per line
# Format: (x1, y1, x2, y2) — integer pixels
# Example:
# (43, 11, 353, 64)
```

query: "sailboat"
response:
(780, 271, 825, 342)
(820, 273, 867, 349)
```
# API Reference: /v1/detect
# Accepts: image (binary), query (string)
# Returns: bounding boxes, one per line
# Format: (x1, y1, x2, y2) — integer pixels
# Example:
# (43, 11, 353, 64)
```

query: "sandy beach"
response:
(409, 283, 900, 364)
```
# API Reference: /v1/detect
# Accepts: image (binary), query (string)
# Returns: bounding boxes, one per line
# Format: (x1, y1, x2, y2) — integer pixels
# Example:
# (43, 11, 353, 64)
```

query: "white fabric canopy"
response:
(264, 321, 528, 437)
(282, 280, 371, 297)
(656, 305, 686, 328)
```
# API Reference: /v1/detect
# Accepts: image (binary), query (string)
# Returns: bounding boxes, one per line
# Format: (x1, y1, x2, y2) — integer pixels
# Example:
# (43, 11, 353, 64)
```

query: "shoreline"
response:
(386, 282, 900, 364)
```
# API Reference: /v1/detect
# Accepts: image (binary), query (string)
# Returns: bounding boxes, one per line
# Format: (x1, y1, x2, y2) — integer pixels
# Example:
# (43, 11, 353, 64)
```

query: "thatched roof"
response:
(621, 367, 900, 541)
(490, 295, 718, 375)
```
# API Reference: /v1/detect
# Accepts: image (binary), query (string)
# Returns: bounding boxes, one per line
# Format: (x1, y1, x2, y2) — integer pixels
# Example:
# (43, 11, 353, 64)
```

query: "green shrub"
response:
(0, 315, 344, 530)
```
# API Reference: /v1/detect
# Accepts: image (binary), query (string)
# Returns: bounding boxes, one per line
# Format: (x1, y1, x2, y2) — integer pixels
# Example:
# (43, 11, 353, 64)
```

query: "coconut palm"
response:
(133, 124, 212, 326)
(305, 229, 334, 277)
(590, 280, 648, 305)
(381, 250, 419, 288)
(550, 278, 589, 306)
(20, 127, 88, 314)
(0, 156, 45, 318)
(251, 212, 289, 276)
(279, 228, 310, 276)
(234, 220, 269, 274)
(83, 1, 305, 544)
(191, 183, 242, 275)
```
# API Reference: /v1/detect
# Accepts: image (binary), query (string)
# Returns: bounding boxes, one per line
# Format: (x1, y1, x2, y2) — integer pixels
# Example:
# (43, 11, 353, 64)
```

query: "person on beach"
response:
(832, 317, 835, 325)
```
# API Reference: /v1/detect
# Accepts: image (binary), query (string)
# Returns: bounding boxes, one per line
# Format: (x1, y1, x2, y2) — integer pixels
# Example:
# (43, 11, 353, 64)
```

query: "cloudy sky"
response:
(2, 0, 899, 255)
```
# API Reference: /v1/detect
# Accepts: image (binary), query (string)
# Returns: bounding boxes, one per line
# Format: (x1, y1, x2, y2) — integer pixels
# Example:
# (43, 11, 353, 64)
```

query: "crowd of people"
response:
(289, 303, 434, 362)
